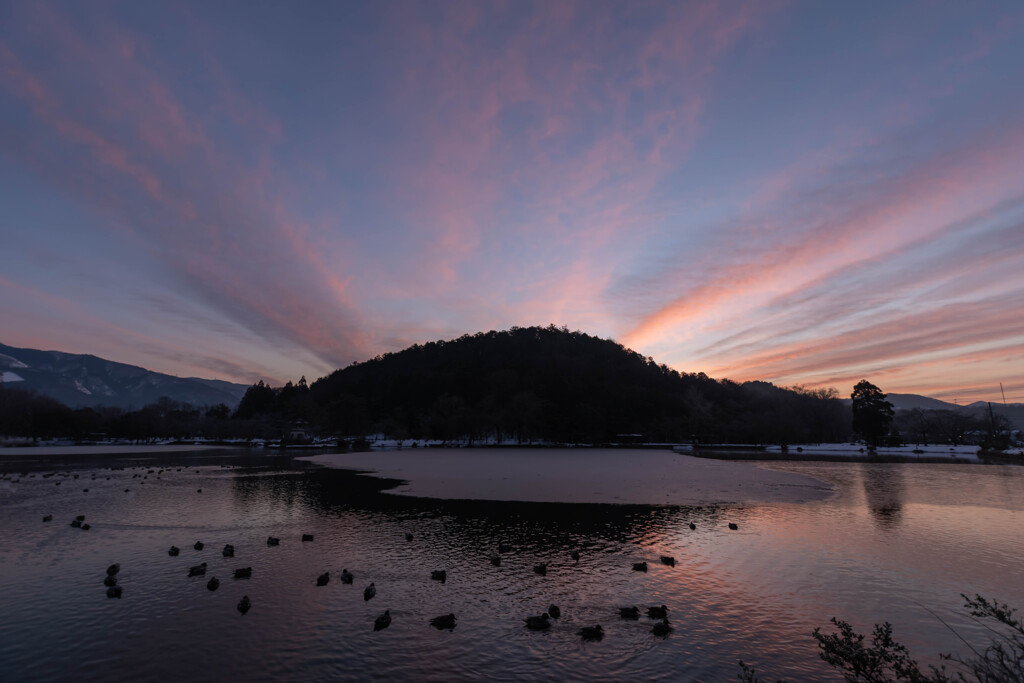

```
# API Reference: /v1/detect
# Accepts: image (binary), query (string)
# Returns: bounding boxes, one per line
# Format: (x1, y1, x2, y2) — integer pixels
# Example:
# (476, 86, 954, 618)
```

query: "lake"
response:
(1, 447, 1022, 682)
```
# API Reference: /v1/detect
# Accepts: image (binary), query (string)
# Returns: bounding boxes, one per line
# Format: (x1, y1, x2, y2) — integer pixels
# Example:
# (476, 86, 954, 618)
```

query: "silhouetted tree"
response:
(851, 380, 895, 447)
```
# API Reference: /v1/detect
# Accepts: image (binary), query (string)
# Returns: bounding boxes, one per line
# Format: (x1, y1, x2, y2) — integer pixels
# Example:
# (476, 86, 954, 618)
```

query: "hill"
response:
(307, 326, 850, 444)
(0, 342, 248, 410)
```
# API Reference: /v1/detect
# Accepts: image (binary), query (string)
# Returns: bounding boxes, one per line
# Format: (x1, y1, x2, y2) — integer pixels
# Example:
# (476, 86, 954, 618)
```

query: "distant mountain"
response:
(843, 392, 1022, 432)
(885, 393, 958, 411)
(0, 342, 248, 410)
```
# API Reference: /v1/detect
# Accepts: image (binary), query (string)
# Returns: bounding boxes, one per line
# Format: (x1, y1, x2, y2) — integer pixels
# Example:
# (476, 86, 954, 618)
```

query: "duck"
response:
(579, 625, 604, 641)
(316, 572, 330, 586)
(652, 618, 673, 636)
(570, 550, 580, 562)
(207, 577, 220, 591)
(647, 605, 669, 619)
(81, 523, 91, 530)
(524, 613, 551, 630)
(194, 541, 204, 551)
(533, 563, 547, 576)
(106, 585, 123, 599)
(364, 582, 376, 601)
(689, 522, 696, 530)
(237, 595, 251, 614)
(430, 613, 457, 630)
(430, 570, 447, 583)
(76, 515, 85, 521)
(70, 519, 82, 528)
(619, 606, 640, 620)
(168, 546, 180, 556)
(188, 563, 208, 577)
(222, 544, 235, 558)
(103, 575, 118, 587)
(301, 534, 314, 542)
(107, 563, 120, 576)
(728, 523, 739, 530)
(633, 561, 648, 572)
(233, 567, 252, 579)
(340, 569, 354, 584)
(490, 556, 501, 567)
(42, 515, 52, 522)
(373, 610, 391, 631)
(660, 555, 676, 567)
(547, 604, 561, 619)
(405, 532, 414, 542)
(498, 543, 513, 553)
(267, 536, 280, 546)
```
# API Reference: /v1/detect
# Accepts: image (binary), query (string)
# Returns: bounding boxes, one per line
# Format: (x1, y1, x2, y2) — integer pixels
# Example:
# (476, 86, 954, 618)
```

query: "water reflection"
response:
(861, 464, 905, 528)
(1, 451, 1023, 683)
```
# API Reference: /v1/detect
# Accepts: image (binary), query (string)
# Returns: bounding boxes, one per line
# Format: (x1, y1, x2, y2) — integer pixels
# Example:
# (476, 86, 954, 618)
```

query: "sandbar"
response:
(301, 448, 833, 505)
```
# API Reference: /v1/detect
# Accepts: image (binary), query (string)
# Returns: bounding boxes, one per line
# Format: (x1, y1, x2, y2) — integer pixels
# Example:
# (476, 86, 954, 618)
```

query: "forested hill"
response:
(308, 326, 850, 444)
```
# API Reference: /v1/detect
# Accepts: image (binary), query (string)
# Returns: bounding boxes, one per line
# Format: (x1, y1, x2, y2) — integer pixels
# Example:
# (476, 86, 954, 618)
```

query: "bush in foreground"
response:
(740, 594, 1023, 682)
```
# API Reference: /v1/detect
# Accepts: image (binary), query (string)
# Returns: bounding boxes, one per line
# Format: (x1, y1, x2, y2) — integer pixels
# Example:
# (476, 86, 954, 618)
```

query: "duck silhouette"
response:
(430, 613, 457, 630)
(42, 515, 52, 523)
(570, 550, 580, 562)
(302, 534, 314, 542)
(103, 575, 117, 587)
(106, 563, 120, 576)
(237, 595, 251, 614)
(632, 561, 648, 572)
(340, 569, 354, 584)
(207, 577, 220, 591)
(193, 541, 204, 551)
(405, 532, 414, 542)
(533, 563, 547, 576)
(652, 619, 672, 636)
(430, 570, 447, 583)
(267, 537, 280, 547)
(547, 604, 561, 619)
(524, 613, 551, 630)
(316, 572, 330, 586)
(579, 625, 604, 641)
(374, 610, 391, 631)
(233, 567, 252, 579)
(364, 582, 376, 601)
(660, 555, 676, 567)
(106, 585, 122, 599)
(619, 606, 640, 620)
(728, 523, 739, 530)
(647, 605, 669, 619)
(689, 522, 696, 530)
(168, 546, 180, 556)
(222, 544, 235, 558)
(188, 563, 207, 577)
(490, 556, 501, 567)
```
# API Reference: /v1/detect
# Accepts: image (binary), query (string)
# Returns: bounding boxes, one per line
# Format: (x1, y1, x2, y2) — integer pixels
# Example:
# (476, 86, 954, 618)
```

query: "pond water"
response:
(1, 448, 1022, 682)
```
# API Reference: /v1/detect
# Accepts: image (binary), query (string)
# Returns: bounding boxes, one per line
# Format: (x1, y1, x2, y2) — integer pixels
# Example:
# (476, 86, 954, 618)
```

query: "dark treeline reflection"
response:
(861, 464, 905, 528)
(230, 464, 743, 554)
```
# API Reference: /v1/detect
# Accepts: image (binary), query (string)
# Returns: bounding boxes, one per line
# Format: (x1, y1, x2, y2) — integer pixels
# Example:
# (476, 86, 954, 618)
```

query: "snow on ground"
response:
(0, 444, 229, 457)
(300, 448, 834, 505)
(765, 443, 982, 460)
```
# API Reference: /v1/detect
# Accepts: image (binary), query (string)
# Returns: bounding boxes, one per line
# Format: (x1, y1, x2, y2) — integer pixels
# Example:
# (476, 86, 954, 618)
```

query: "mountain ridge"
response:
(0, 342, 249, 410)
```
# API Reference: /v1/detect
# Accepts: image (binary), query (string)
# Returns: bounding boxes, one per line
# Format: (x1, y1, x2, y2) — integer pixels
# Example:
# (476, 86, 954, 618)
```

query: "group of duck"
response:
(523, 603, 673, 640)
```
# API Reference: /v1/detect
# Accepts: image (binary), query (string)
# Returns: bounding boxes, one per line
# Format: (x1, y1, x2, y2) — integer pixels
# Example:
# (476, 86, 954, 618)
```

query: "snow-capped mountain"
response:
(0, 342, 248, 410)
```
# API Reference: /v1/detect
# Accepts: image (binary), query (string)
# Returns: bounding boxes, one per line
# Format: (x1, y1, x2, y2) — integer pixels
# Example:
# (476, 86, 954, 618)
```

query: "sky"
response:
(1, 1, 1023, 403)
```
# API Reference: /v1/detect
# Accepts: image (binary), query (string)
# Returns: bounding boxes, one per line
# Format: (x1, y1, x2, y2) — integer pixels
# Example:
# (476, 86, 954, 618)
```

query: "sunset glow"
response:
(2, 1, 1022, 401)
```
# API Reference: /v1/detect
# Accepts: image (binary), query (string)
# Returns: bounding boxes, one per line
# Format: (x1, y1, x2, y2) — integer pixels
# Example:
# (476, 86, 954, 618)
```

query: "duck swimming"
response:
(193, 541, 204, 551)
(374, 610, 391, 631)
(316, 572, 330, 586)
(619, 606, 640, 620)
(222, 544, 234, 558)
(524, 613, 551, 630)
(364, 582, 376, 601)
(207, 577, 220, 591)
(652, 619, 672, 636)
(267, 537, 280, 546)
(660, 556, 676, 567)
(188, 563, 207, 577)
(237, 595, 251, 614)
(533, 563, 547, 576)
(547, 605, 561, 619)
(233, 567, 252, 579)
(632, 561, 648, 572)
(431, 570, 447, 583)
(340, 569, 354, 584)
(168, 546, 180, 556)
(430, 613, 457, 630)
(579, 625, 604, 641)
(647, 605, 669, 619)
